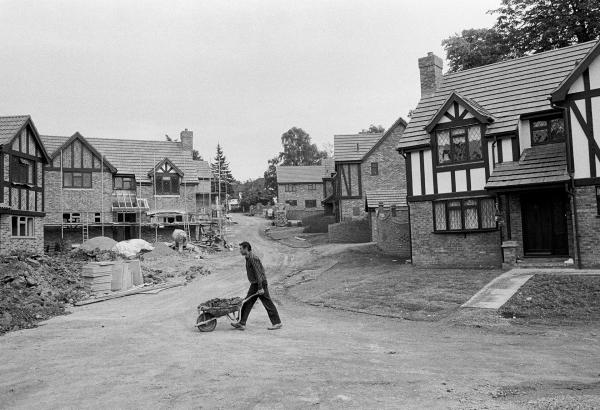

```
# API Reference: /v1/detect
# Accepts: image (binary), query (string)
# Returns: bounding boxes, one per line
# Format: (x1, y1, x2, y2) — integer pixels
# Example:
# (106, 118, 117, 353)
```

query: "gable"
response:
(552, 41, 600, 102)
(148, 158, 184, 177)
(49, 133, 116, 172)
(2, 117, 51, 163)
(425, 92, 494, 133)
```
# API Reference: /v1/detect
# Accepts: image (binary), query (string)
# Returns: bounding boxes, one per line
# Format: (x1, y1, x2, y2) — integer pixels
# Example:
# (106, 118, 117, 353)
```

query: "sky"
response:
(0, 0, 499, 180)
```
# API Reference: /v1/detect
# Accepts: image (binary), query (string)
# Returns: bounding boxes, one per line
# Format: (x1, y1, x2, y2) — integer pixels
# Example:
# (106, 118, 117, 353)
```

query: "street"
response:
(1, 215, 599, 409)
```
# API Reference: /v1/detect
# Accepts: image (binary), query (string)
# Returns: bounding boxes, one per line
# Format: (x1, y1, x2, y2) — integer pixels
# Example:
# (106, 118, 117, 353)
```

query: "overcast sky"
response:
(0, 0, 498, 180)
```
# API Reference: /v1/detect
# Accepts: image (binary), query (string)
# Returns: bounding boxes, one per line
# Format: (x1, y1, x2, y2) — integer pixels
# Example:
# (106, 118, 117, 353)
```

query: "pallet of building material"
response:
(275, 210, 288, 227)
(81, 262, 115, 293)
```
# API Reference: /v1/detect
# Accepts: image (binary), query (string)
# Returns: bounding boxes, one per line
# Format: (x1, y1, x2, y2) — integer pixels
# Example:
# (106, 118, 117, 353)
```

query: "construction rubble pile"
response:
(1, 232, 216, 334)
(0, 254, 89, 334)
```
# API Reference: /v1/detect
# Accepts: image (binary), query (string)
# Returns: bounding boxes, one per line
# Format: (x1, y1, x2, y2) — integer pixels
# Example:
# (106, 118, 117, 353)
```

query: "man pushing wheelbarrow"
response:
(231, 241, 282, 331)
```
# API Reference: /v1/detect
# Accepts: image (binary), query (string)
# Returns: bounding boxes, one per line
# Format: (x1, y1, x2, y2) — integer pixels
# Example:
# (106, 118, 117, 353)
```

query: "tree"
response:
(442, 28, 514, 72)
(278, 127, 328, 166)
(263, 156, 279, 196)
(359, 124, 385, 134)
(442, 0, 600, 72)
(234, 178, 274, 210)
(211, 144, 235, 203)
(493, 0, 600, 55)
(192, 150, 203, 161)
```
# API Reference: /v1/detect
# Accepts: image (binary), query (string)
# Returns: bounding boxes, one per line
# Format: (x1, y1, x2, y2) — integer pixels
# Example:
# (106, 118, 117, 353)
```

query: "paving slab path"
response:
(462, 268, 600, 309)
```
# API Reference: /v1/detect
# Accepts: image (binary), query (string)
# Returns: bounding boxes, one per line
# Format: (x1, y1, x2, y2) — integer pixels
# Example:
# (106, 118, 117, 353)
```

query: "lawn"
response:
(499, 274, 600, 325)
(284, 247, 502, 321)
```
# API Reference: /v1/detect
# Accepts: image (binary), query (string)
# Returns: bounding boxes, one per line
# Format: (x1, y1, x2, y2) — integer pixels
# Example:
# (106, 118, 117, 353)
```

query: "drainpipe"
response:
(552, 99, 582, 268)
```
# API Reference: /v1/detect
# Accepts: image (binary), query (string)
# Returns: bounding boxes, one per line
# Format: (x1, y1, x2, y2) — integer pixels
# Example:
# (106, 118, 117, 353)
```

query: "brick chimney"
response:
(418, 52, 443, 98)
(180, 128, 193, 151)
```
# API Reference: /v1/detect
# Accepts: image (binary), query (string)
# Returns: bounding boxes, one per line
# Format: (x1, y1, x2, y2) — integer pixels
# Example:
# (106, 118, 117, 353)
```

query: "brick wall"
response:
(575, 185, 600, 267)
(0, 214, 44, 255)
(278, 183, 324, 211)
(410, 201, 502, 267)
(339, 198, 365, 220)
(138, 183, 198, 215)
(370, 208, 410, 257)
(328, 218, 372, 243)
(44, 166, 114, 224)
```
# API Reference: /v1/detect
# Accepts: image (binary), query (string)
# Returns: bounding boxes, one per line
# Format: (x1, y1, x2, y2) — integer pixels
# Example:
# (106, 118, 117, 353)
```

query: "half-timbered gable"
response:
(0, 115, 51, 255)
(398, 41, 600, 268)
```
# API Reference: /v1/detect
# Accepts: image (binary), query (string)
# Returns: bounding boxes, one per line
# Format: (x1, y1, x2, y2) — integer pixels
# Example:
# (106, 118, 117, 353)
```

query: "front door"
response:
(521, 191, 569, 256)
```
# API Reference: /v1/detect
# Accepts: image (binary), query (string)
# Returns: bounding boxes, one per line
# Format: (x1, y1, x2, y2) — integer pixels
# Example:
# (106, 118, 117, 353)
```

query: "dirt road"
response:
(1, 215, 599, 409)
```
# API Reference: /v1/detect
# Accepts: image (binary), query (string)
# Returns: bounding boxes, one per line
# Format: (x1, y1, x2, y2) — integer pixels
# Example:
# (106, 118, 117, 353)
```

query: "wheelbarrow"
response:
(196, 293, 258, 332)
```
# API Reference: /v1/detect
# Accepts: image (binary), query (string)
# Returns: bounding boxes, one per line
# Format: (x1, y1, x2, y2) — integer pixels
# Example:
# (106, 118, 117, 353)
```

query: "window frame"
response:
(529, 116, 565, 146)
(284, 184, 297, 193)
(435, 124, 483, 166)
(370, 162, 379, 176)
(307, 184, 316, 190)
(155, 173, 180, 195)
(433, 197, 497, 233)
(63, 171, 92, 189)
(305, 199, 317, 208)
(10, 156, 36, 185)
(11, 216, 35, 237)
(114, 176, 136, 190)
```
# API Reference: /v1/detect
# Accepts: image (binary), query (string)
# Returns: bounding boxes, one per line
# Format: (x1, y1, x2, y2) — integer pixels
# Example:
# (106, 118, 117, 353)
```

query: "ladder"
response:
(82, 213, 90, 242)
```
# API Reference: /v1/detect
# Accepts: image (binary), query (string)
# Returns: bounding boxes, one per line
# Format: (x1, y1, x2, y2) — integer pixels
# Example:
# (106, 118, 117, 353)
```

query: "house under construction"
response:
(40, 129, 216, 248)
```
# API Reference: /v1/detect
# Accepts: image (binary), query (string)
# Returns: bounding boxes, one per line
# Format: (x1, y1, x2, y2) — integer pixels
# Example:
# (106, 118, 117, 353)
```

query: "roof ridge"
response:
(443, 41, 596, 79)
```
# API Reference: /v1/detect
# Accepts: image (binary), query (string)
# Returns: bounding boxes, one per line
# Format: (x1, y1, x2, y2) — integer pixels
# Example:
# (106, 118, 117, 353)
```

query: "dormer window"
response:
(436, 125, 482, 165)
(530, 117, 565, 145)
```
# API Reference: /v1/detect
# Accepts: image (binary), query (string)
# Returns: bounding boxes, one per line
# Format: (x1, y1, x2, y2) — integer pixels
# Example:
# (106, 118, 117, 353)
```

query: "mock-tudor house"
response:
(40, 129, 212, 247)
(0, 116, 51, 255)
(398, 41, 600, 268)
(276, 158, 335, 218)
(332, 116, 407, 222)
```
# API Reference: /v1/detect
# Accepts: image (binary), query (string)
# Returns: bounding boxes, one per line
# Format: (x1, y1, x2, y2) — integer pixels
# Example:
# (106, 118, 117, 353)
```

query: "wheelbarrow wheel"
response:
(196, 313, 217, 332)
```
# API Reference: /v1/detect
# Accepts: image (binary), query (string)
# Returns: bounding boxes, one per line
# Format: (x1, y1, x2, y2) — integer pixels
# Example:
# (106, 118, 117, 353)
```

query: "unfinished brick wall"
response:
(339, 198, 365, 220)
(575, 185, 600, 267)
(328, 219, 371, 243)
(370, 208, 410, 257)
(410, 201, 502, 267)
(44, 166, 114, 225)
(0, 215, 44, 255)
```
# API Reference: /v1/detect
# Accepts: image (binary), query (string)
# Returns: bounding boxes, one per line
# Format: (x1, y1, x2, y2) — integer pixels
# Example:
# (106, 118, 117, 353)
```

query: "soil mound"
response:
(80, 236, 117, 252)
(143, 242, 176, 260)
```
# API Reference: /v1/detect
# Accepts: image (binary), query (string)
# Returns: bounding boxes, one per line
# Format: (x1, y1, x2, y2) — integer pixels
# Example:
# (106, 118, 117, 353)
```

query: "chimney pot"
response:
(418, 52, 443, 98)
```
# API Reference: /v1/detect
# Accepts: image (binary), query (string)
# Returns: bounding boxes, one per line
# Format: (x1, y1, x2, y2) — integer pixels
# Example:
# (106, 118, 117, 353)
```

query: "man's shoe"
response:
(231, 322, 245, 330)
(267, 323, 282, 330)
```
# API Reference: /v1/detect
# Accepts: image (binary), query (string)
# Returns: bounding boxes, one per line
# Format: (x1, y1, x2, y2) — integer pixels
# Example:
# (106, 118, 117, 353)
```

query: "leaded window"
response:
(436, 125, 482, 164)
(530, 117, 565, 145)
(433, 197, 497, 232)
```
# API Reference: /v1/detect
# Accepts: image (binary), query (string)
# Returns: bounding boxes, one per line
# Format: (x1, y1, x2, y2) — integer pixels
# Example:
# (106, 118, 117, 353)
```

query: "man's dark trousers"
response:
(240, 282, 281, 325)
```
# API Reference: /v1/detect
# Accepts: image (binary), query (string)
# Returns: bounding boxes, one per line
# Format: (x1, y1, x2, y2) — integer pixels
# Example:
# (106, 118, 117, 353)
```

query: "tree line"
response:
(443, 0, 600, 72)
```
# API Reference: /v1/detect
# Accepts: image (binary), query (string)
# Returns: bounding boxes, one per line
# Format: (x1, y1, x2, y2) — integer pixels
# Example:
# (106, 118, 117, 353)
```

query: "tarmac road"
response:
(1, 215, 599, 409)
